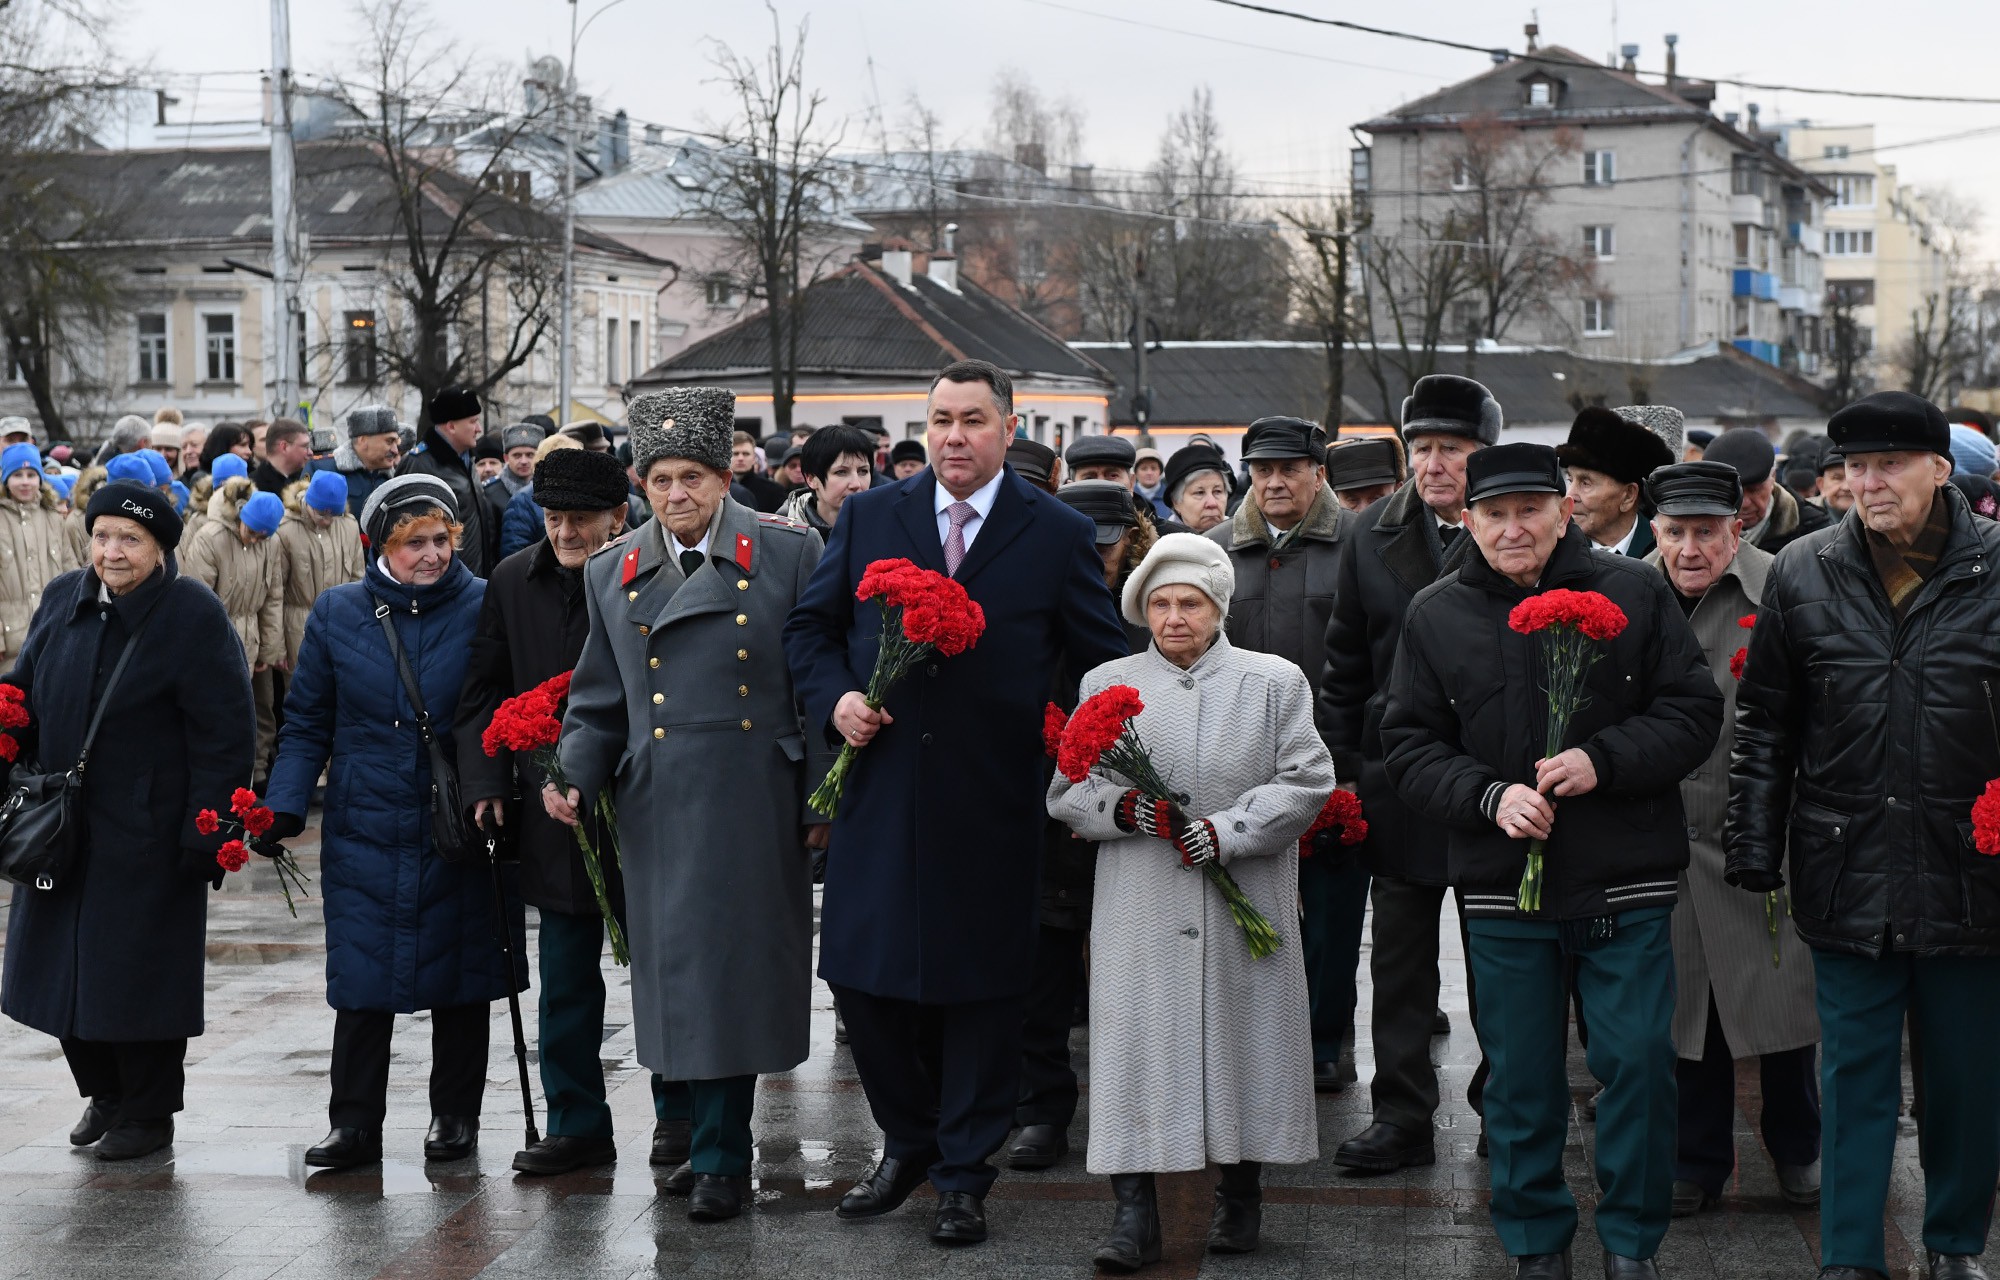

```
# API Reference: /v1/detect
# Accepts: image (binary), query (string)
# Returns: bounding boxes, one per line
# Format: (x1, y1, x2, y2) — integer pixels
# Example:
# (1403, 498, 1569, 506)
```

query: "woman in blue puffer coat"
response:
(265, 474, 525, 1171)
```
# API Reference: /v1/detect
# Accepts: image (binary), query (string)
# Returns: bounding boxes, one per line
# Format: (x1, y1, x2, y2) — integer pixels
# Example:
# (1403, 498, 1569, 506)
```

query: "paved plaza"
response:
(0, 820, 1937, 1278)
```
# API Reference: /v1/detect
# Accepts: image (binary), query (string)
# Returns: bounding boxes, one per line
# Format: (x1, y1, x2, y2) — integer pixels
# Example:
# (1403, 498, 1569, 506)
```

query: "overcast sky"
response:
(121, 0, 2000, 259)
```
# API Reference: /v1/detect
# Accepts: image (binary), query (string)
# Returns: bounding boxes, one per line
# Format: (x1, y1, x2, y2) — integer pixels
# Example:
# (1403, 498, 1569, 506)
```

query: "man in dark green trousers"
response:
(1383, 443, 1721, 1280)
(1729, 391, 2000, 1280)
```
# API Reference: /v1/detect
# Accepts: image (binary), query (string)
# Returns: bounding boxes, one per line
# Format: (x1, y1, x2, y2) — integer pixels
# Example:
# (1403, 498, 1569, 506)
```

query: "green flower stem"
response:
(807, 606, 934, 819)
(1516, 838, 1545, 913)
(1766, 889, 1782, 968)
(539, 750, 629, 967)
(1514, 625, 1611, 916)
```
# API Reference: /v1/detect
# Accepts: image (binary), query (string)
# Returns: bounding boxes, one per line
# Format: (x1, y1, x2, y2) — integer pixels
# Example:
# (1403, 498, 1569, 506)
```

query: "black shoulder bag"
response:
(374, 603, 481, 864)
(0, 616, 153, 892)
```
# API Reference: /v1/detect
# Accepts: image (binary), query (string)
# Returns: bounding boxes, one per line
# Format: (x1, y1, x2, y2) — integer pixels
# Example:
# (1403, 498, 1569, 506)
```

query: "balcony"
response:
(1788, 222, 1823, 255)
(1730, 192, 1765, 224)
(1732, 338, 1782, 366)
(1778, 284, 1822, 317)
(1733, 269, 1779, 300)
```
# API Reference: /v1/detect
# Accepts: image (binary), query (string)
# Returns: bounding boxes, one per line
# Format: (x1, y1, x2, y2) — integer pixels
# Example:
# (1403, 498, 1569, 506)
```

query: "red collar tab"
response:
(621, 544, 641, 586)
(735, 533, 754, 573)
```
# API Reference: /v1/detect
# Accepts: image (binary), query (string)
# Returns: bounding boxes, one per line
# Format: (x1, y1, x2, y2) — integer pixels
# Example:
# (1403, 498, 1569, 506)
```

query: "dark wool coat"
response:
(784, 468, 1129, 1003)
(266, 558, 526, 1012)
(1205, 482, 1355, 710)
(1, 562, 255, 1041)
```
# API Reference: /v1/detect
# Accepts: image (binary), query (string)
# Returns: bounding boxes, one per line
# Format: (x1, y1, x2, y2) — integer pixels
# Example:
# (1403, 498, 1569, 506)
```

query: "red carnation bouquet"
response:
(1300, 789, 1368, 857)
(1730, 613, 1755, 683)
(0, 683, 28, 763)
(809, 558, 987, 817)
(1975, 781, 2000, 857)
(483, 670, 627, 966)
(199, 787, 311, 915)
(1506, 589, 1629, 912)
(1058, 684, 1281, 958)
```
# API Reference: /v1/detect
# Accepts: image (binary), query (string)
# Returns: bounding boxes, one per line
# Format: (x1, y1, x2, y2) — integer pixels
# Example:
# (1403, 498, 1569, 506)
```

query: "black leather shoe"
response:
(1583, 1088, 1601, 1122)
(1476, 1128, 1489, 1158)
(512, 1134, 616, 1175)
(688, 1174, 749, 1222)
(304, 1127, 382, 1169)
(94, 1118, 172, 1162)
(1671, 1178, 1716, 1217)
(658, 1161, 697, 1196)
(1777, 1159, 1821, 1207)
(1334, 1121, 1436, 1173)
(1602, 1250, 1660, 1278)
(1093, 1173, 1160, 1272)
(1930, 1254, 1993, 1280)
(69, 1099, 118, 1146)
(1817, 1269, 1890, 1280)
(1206, 1161, 1262, 1254)
(1517, 1250, 1571, 1279)
(650, 1118, 691, 1167)
(1432, 1007, 1452, 1036)
(931, 1191, 987, 1245)
(423, 1114, 477, 1161)
(1007, 1123, 1067, 1170)
(837, 1153, 933, 1220)
(1313, 1058, 1357, 1093)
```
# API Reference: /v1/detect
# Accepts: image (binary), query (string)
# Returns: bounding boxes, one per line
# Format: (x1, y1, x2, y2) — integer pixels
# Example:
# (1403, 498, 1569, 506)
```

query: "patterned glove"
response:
(1113, 789, 1143, 833)
(1133, 796, 1178, 842)
(1173, 818, 1220, 868)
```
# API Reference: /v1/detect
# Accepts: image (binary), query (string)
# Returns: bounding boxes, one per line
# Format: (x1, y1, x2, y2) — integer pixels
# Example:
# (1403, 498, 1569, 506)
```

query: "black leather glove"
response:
(267, 812, 306, 841)
(1724, 862, 1784, 893)
(177, 845, 225, 889)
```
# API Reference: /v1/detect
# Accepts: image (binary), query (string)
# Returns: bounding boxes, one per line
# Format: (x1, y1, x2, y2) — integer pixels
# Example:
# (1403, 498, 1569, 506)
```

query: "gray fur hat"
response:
(627, 387, 734, 476)
(1612, 404, 1685, 460)
(345, 403, 402, 440)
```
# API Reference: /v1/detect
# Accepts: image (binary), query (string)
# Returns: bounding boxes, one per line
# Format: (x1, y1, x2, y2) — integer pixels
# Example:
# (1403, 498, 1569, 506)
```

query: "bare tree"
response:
(1824, 280, 1872, 405)
(1281, 199, 1357, 430)
(1445, 117, 1589, 343)
(1890, 189, 1980, 403)
(984, 68, 1083, 174)
(1352, 204, 1478, 423)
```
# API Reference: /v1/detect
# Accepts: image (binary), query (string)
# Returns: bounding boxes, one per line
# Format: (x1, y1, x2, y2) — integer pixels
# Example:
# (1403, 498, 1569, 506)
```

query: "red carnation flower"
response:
(1043, 703, 1069, 759)
(195, 809, 220, 835)
(1300, 789, 1369, 856)
(215, 839, 249, 873)
(1729, 647, 1749, 681)
(1974, 780, 2000, 857)
(1738, 613, 1758, 630)
(242, 806, 275, 837)
(0, 700, 28, 731)
(1507, 589, 1629, 642)
(1058, 685, 1145, 784)
(0, 733, 18, 764)
(481, 670, 573, 757)
(0, 683, 24, 703)
(230, 787, 259, 818)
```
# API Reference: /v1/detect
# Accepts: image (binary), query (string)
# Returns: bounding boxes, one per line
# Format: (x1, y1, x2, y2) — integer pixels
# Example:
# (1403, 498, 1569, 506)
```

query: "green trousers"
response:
(1813, 948, 2000, 1272)
(537, 909, 670, 1139)
(1466, 908, 1676, 1261)
(655, 1075, 758, 1176)
(1299, 853, 1370, 1063)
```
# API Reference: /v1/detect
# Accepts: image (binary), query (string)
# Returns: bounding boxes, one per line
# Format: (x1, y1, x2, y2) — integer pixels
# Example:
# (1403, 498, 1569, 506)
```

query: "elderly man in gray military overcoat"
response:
(550, 385, 829, 1224)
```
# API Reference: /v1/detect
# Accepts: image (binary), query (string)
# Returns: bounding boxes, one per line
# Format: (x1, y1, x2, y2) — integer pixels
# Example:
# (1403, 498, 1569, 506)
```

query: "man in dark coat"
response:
(1557, 406, 1676, 559)
(1728, 392, 2000, 1280)
(1383, 443, 1721, 1280)
(1704, 426, 1829, 556)
(2, 482, 255, 1161)
(397, 385, 493, 575)
(785, 359, 1128, 1246)
(1320, 373, 1493, 1173)
(459, 448, 661, 1177)
(1205, 415, 1365, 1093)
(481, 422, 545, 528)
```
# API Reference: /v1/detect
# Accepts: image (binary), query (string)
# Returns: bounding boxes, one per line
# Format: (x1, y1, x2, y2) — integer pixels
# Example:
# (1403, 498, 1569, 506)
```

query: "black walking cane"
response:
(480, 813, 540, 1149)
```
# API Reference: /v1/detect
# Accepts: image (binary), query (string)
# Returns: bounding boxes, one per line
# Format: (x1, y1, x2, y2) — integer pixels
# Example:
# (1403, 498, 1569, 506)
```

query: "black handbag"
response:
(374, 603, 481, 864)
(0, 620, 151, 892)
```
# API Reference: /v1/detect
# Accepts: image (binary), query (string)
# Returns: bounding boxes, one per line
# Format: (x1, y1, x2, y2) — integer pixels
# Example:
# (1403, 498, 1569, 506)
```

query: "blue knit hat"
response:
(240, 491, 284, 537)
(138, 449, 172, 487)
(303, 469, 348, 514)
(1, 443, 42, 481)
(170, 480, 190, 514)
(210, 453, 249, 483)
(1949, 423, 1997, 479)
(105, 453, 153, 485)
(49, 474, 74, 500)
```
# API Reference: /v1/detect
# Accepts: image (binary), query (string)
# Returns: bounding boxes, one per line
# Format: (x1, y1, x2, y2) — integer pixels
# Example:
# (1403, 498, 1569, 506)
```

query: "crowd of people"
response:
(1, 366, 1998, 1280)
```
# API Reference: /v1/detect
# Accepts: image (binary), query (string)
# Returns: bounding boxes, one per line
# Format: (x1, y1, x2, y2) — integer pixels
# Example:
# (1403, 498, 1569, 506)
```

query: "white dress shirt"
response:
(1593, 518, 1639, 556)
(934, 470, 1005, 555)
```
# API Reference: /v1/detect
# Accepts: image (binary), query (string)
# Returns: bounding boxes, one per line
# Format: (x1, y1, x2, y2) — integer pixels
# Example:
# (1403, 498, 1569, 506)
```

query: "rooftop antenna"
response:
(1524, 12, 1539, 52)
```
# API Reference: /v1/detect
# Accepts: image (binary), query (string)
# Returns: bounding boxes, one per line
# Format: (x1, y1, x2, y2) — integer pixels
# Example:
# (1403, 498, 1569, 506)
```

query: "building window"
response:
(1349, 147, 1371, 194)
(202, 313, 236, 383)
(343, 311, 377, 384)
(1731, 154, 1761, 196)
(1733, 225, 1753, 265)
(605, 316, 620, 384)
(1583, 225, 1615, 260)
(1733, 297, 1752, 339)
(1823, 144, 1850, 159)
(3, 336, 23, 384)
(1833, 175, 1874, 207)
(1827, 229, 1875, 256)
(1582, 297, 1615, 335)
(135, 312, 168, 383)
(1018, 238, 1047, 284)
(1583, 150, 1615, 186)
(703, 276, 736, 307)
(1527, 80, 1552, 107)
(629, 319, 643, 379)
(1829, 280, 1876, 307)
(1450, 300, 1482, 336)
(1450, 157, 1473, 190)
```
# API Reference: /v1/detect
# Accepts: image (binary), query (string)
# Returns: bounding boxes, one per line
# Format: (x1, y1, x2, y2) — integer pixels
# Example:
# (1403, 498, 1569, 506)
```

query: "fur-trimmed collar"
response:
(1227, 482, 1345, 550)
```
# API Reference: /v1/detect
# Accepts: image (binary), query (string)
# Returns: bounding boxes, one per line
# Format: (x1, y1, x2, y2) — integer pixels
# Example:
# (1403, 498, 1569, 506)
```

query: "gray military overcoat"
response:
(1643, 539, 1818, 1058)
(559, 497, 829, 1081)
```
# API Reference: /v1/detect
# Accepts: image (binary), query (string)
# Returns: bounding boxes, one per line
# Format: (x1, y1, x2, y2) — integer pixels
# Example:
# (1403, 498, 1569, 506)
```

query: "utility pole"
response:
(268, 0, 303, 420)
(1128, 242, 1152, 434)
(557, 0, 578, 426)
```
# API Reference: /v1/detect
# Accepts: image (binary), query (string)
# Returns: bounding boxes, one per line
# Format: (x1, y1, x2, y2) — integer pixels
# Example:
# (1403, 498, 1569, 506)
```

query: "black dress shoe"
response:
(69, 1099, 118, 1146)
(1930, 1254, 1993, 1280)
(1516, 1249, 1571, 1279)
(931, 1191, 987, 1245)
(1206, 1161, 1261, 1254)
(1334, 1121, 1436, 1173)
(423, 1114, 478, 1162)
(650, 1118, 691, 1167)
(1602, 1250, 1660, 1278)
(1777, 1159, 1821, 1207)
(1477, 1127, 1489, 1158)
(688, 1174, 749, 1221)
(512, 1134, 617, 1175)
(837, 1153, 933, 1220)
(1007, 1123, 1066, 1170)
(1671, 1178, 1716, 1218)
(1817, 1269, 1890, 1280)
(1583, 1088, 1601, 1122)
(658, 1160, 697, 1195)
(1432, 1007, 1452, 1036)
(94, 1118, 173, 1162)
(304, 1127, 382, 1169)
(1313, 1058, 1357, 1093)
(1093, 1173, 1160, 1273)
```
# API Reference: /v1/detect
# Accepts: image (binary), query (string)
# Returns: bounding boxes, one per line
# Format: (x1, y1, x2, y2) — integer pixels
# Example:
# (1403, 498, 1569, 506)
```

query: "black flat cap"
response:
(1828, 391, 1952, 458)
(1819, 444, 1847, 473)
(1644, 460, 1744, 518)
(1325, 437, 1400, 491)
(1065, 434, 1136, 469)
(1702, 428, 1777, 485)
(1465, 442, 1564, 505)
(428, 385, 480, 425)
(889, 439, 927, 465)
(1007, 437, 1059, 486)
(1241, 416, 1326, 463)
(474, 433, 504, 462)
(534, 449, 632, 513)
(1557, 406, 1675, 486)
(1686, 428, 1716, 451)
(86, 479, 183, 551)
(1163, 444, 1232, 504)
(1057, 479, 1139, 544)
(1401, 374, 1502, 445)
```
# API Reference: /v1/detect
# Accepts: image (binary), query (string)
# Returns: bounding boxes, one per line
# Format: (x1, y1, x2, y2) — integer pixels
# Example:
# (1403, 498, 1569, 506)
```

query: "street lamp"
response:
(557, 0, 630, 425)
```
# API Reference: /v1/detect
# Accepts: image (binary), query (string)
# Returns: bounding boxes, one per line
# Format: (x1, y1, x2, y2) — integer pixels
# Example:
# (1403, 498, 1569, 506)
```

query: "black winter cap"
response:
(1241, 416, 1326, 463)
(1402, 374, 1502, 445)
(1701, 428, 1777, 486)
(1056, 479, 1139, 544)
(1064, 434, 1137, 469)
(1464, 442, 1563, 504)
(1644, 460, 1744, 518)
(1556, 406, 1674, 487)
(1006, 438, 1059, 487)
(1828, 391, 1952, 458)
(534, 449, 632, 513)
(1324, 437, 1400, 491)
(428, 385, 481, 425)
(1163, 444, 1232, 505)
(86, 479, 183, 551)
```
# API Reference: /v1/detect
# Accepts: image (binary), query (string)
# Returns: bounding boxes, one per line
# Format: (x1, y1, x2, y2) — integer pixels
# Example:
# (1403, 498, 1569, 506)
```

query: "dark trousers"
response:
(1015, 923, 1086, 1128)
(537, 908, 615, 1139)
(1300, 853, 1370, 1063)
(1369, 876, 1489, 1132)
(1674, 988, 1820, 1197)
(61, 1038, 187, 1121)
(1813, 949, 2000, 1272)
(1467, 909, 1677, 1261)
(831, 982, 1023, 1197)
(655, 1075, 757, 1175)
(328, 1004, 490, 1131)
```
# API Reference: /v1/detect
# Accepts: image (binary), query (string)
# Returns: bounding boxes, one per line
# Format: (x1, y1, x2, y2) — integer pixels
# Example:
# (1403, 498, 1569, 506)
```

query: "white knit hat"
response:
(1121, 531, 1235, 627)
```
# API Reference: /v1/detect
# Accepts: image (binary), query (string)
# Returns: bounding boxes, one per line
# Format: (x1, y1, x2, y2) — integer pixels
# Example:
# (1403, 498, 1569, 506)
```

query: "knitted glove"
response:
(1133, 795, 1178, 842)
(1113, 789, 1143, 833)
(1173, 818, 1220, 868)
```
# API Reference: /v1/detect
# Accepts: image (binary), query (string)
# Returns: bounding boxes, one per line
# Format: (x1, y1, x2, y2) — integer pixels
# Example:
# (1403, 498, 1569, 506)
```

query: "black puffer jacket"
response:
(1727, 485, 2000, 957)
(1382, 526, 1722, 920)
(1319, 481, 1475, 884)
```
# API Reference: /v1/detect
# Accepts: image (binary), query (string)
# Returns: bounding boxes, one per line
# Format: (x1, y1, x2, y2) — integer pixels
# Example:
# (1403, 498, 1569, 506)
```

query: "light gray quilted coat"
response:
(1048, 633, 1336, 1173)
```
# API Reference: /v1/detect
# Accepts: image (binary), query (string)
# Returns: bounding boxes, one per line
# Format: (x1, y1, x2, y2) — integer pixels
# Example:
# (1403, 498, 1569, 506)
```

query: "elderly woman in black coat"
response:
(0, 481, 256, 1161)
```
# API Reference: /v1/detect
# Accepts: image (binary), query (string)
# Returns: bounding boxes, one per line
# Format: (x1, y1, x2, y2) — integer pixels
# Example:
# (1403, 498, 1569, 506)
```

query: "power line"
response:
(1014, 0, 1437, 78)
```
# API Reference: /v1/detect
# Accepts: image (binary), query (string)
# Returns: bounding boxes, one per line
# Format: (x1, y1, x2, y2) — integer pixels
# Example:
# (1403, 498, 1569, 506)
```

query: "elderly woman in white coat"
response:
(1047, 532, 1336, 1273)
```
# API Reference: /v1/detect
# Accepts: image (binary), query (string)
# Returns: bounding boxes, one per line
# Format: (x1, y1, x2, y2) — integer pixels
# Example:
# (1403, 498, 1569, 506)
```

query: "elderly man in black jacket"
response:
(1728, 392, 2000, 1280)
(1383, 443, 1721, 1280)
